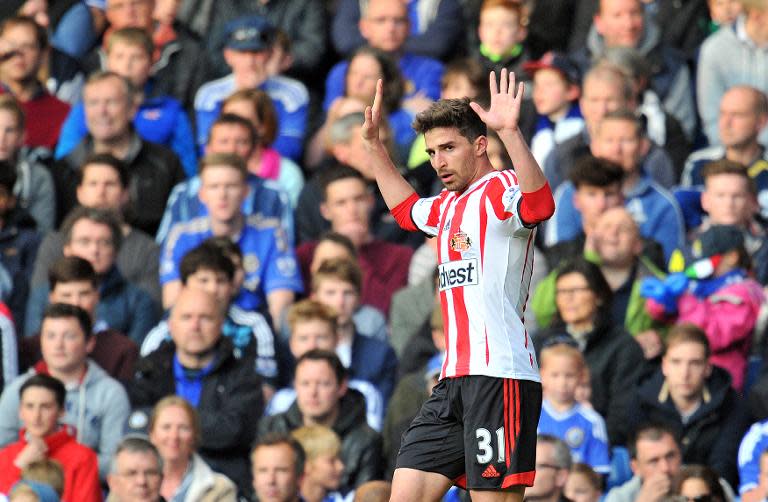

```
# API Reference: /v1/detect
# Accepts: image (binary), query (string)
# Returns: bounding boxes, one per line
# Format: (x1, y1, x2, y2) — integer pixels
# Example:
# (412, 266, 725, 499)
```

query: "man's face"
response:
(306, 453, 344, 491)
(593, 208, 641, 267)
(199, 165, 248, 224)
(206, 123, 255, 160)
(19, 386, 62, 439)
(106, 0, 154, 30)
(312, 279, 358, 325)
(702, 173, 756, 226)
(594, 0, 645, 48)
(76, 163, 127, 210)
(168, 290, 223, 360)
(572, 183, 624, 229)
(590, 118, 644, 174)
(524, 442, 568, 500)
(662, 342, 711, 403)
(107, 42, 153, 88)
(718, 88, 768, 149)
(83, 77, 135, 144)
(532, 69, 576, 118)
(108, 450, 163, 502)
(425, 127, 485, 192)
(478, 6, 525, 57)
(359, 0, 409, 53)
(580, 76, 627, 132)
(295, 359, 346, 423)
(252, 443, 301, 502)
(40, 317, 92, 375)
(223, 48, 270, 88)
(708, 0, 743, 25)
(63, 219, 117, 275)
(631, 434, 682, 481)
(320, 178, 372, 238)
(289, 319, 337, 358)
(50, 281, 100, 317)
(0, 109, 23, 161)
(185, 268, 234, 307)
(0, 23, 44, 83)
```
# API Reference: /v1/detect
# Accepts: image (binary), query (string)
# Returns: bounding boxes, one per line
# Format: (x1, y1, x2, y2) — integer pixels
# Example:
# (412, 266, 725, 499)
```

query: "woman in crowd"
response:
(672, 465, 726, 502)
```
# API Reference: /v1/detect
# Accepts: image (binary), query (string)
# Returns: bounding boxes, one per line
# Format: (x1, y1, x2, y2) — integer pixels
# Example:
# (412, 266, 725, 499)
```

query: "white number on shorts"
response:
(475, 427, 505, 464)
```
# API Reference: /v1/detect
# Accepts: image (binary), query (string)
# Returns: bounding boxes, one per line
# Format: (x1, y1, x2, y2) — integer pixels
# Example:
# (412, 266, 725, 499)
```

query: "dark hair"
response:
(319, 164, 367, 202)
(42, 303, 93, 339)
(222, 90, 277, 146)
(570, 463, 603, 491)
(61, 206, 123, 252)
(1, 16, 48, 49)
(628, 423, 679, 459)
(702, 159, 757, 195)
(49, 256, 98, 290)
(569, 155, 624, 189)
(20, 374, 66, 409)
(180, 241, 236, 284)
(252, 432, 306, 477)
(209, 113, 258, 149)
(79, 153, 130, 188)
(554, 258, 613, 322)
(295, 349, 347, 385)
(347, 46, 404, 112)
(203, 236, 243, 263)
(0, 160, 18, 194)
(672, 465, 725, 502)
(664, 323, 711, 359)
(413, 97, 487, 144)
(317, 231, 357, 259)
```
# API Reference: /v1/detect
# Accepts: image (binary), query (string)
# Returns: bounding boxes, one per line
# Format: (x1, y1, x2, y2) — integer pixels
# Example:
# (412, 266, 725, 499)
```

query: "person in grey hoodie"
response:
(569, 0, 696, 141)
(0, 303, 130, 480)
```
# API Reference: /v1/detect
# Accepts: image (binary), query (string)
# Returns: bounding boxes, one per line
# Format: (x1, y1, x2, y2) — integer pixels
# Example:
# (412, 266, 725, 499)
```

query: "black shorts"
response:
(396, 376, 542, 490)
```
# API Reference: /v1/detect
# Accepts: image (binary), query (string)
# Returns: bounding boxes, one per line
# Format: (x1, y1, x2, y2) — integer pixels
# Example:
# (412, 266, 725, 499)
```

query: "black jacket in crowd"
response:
(258, 388, 383, 492)
(128, 337, 264, 497)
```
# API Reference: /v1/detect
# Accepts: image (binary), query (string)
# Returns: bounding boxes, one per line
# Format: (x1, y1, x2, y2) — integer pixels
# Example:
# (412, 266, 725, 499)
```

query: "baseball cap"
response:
(424, 353, 444, 381)
(223, 16, 275, 52)
(523, 51, 580, 84)
(693, 225, 744, 259)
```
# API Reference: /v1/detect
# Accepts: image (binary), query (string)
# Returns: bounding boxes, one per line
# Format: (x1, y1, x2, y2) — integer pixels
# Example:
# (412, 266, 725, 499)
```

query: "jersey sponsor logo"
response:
(481, 464, 501, 478)
(439, 258, 478, 291)
(449, 230, 472, 252)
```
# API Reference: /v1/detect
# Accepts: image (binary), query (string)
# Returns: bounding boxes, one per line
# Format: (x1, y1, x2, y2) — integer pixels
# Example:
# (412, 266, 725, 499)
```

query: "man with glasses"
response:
(107, 436, 164, 502)
(523, 435, 572, 502)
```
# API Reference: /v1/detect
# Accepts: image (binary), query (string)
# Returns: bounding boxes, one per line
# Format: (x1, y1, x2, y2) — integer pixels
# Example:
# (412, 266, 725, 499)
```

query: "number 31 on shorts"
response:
(476, 427, 506, 464)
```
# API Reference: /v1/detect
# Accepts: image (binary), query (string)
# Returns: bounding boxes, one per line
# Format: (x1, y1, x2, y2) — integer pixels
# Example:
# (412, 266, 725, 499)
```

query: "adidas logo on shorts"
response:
(481, 464, 501, 478)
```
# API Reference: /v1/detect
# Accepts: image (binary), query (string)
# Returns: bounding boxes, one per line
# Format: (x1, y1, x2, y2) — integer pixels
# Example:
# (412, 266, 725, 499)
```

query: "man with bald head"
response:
(569, 0, 696, 138)
(322, 0, 444, 113)
(128, 287, 263, 496)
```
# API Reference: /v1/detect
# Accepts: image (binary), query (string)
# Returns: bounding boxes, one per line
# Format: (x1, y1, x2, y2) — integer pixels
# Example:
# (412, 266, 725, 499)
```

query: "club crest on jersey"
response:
(449, 230, 472, 252)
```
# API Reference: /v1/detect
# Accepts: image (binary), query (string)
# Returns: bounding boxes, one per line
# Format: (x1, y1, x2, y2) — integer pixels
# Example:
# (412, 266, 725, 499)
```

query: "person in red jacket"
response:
(0, 374, 101, 502)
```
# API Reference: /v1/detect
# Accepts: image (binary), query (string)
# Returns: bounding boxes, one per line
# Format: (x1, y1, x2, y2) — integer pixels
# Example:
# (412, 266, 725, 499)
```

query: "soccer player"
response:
(361, 68, 555, 501)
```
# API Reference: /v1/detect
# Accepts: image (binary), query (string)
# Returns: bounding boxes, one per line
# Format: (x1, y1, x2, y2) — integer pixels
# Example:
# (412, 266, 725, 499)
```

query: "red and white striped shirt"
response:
(411, 171, 539, 382)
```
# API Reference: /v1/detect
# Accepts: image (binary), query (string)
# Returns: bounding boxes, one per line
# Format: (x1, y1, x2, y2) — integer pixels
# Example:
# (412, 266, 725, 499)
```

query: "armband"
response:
(519, 182, 555, 225)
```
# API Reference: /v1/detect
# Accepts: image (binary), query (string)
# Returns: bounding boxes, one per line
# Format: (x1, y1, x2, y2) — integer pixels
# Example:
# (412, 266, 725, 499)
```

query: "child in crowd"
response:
(21, 460, 64, 500)
(564, 463, 603, 502)
(522, 51, 584, 166)
(0, 374, 101, 502)
(54, 27, 197, 176)
(476, 0, 530, 77)
(292, 425, 345, 502)
(537, 343, 610, 475)
(707, 0, 742, 32)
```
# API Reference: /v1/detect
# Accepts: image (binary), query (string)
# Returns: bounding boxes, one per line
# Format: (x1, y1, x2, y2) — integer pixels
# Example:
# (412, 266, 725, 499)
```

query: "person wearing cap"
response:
(193, 15, 309, 162)
(523, 51, 584, 167)
(641, 224, 766, 391)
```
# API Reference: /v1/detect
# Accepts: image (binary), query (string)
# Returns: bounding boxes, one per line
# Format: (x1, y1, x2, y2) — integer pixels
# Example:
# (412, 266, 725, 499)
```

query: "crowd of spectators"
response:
(0, 0, 768, 501)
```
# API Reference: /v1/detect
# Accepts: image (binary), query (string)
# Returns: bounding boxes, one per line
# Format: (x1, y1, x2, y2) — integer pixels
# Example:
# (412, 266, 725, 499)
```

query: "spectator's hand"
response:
(469, 69, 524, 135)
(14, 436, 47, 470)
(635, 330, 664, 359)
(265, 44, 293, 77)
(402, 91, 433, 115)
(636, 472, 671, 502)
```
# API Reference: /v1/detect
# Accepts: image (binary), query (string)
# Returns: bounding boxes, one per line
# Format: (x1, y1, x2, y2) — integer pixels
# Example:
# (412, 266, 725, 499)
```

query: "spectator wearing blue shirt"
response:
(54, 27, 197, 177)
(323, 0, 444, 115)
(549, 110, 684, 261)
(739, 423, 768, 500)
(194, 15, 308, 162)
(155, 113, 293, 248)
(537, 343, 610, 475)
(161, 152, 302, 326)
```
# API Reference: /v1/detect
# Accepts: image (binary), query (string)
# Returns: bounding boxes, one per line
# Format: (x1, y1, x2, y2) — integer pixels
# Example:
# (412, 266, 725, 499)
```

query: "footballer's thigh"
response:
(390, 467, 455, 502)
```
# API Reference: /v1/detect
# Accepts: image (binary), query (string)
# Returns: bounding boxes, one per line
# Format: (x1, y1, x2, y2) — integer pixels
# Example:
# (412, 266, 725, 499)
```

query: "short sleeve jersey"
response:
(410, 170, 539, 381)
(537, 400, 611, 474)
(160, 216, 303, 310)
